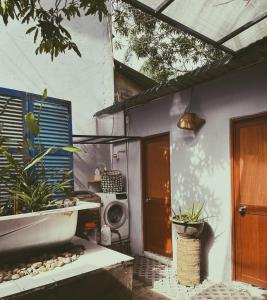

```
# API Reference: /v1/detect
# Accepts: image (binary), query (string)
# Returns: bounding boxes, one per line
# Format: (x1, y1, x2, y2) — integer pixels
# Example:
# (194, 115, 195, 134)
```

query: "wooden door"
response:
(232, 113, 267, 288)
(143, 133, 172, 257)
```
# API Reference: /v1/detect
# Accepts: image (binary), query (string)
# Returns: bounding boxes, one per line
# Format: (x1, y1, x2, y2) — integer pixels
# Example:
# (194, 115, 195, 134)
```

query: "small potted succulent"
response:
(171, 202, 206, 238)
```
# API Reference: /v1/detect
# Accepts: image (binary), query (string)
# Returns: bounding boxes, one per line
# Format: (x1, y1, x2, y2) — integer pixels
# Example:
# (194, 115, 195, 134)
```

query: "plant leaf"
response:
(24, 147, 55, 171)
(25, 112, 39, 136)
(61, 146, 80, 152)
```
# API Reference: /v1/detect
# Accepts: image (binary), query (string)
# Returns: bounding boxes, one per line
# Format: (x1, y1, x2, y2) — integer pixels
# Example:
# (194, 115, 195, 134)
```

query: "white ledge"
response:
(0, 201, 100, 221)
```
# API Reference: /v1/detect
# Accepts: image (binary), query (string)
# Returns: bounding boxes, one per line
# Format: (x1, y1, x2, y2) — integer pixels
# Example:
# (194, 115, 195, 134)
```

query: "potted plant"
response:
(171, 202, 207, 286)
(171, 202, 206, 238)
(0, 90, 98, 254)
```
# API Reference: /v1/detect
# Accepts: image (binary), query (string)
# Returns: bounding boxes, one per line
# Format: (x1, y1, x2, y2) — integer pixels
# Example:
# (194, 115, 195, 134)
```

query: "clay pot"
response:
(171, 218, 204, 238)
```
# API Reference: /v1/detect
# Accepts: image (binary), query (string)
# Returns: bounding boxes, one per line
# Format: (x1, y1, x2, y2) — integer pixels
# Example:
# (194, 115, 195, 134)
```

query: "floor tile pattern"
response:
(133, 255, 267, 300)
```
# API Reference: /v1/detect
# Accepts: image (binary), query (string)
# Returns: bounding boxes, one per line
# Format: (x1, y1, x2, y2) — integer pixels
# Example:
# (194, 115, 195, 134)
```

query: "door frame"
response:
(141, 132, 172, 256)
(230, 111, 267, 281)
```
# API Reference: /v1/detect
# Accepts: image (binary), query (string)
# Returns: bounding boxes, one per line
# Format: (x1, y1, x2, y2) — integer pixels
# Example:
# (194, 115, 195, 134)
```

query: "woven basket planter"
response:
(171, 219, 204, 287)
(101, 170, 123, 193)
(177, 237, 201, 286)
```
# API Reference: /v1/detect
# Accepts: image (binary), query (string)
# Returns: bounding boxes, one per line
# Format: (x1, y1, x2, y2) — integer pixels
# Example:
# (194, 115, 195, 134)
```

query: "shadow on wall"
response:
(200, 222, 215, 280)
(170, 119, 227, 279)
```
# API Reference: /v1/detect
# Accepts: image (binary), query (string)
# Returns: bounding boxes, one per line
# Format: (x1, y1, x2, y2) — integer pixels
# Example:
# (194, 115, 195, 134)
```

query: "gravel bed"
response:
(0, 244, 84, 283)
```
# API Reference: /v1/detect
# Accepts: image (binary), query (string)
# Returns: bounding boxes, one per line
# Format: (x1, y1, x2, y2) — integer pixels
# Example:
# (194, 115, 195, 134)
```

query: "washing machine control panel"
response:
(115, 193, 127, 200)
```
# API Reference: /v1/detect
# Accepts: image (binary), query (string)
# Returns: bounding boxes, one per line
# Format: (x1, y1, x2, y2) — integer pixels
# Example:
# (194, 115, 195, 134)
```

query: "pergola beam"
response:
(155, 0, 175, 14)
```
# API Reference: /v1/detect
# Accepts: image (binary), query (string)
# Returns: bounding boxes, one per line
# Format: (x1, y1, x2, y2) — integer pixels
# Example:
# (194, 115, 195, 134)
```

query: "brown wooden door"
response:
(232, 113, 267, 288)
(143, 133, 172, 257)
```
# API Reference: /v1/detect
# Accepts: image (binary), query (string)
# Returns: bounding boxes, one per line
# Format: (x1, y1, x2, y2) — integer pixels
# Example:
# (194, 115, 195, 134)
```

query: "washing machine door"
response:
(104, 201, 128, 229)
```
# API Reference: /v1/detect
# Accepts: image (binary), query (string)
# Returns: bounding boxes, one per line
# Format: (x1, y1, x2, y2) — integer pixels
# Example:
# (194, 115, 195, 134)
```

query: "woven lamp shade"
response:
(177, 112, 205, 130)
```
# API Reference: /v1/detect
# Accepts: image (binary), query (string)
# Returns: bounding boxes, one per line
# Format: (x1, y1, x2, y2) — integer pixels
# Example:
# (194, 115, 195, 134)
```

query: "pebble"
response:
(45, 263, 51, 269)
(32, 262, 42, 269)
(19, 270, 27, 277)
(63, 257, 71, 264)
(38, 266, 48, 273)
(46, 259, 54, 264)
(11, 274, 20, 280)
(71, 255, 77, 262)
(5, 271, 12, 276)
(57, 256, 64, 261)
(12, 268, 20, 274)
(3, 275, 12, 281)
(51, 262, 57, 269)
(30, 271, 39, 277)
(57, 261, 65, 267)
(63, 252, 72, 258)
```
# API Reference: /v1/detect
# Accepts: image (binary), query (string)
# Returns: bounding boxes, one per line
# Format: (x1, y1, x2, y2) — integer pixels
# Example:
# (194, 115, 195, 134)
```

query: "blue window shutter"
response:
(0, 88, 27, 206)
(0, 87, 74, 206)
(28, 94, 74, 191)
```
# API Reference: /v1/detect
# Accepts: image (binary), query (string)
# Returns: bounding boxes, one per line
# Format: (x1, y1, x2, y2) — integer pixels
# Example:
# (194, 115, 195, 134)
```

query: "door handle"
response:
(145, 198, 151, 203)
(239, 206, 247, 216)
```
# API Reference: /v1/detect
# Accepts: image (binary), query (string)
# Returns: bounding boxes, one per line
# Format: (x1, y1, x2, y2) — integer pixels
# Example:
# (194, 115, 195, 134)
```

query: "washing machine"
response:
(97, 193, 129, 243)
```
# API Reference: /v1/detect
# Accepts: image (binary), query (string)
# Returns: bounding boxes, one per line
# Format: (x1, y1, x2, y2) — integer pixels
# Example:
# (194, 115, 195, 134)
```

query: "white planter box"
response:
(0, 201, 100, 254)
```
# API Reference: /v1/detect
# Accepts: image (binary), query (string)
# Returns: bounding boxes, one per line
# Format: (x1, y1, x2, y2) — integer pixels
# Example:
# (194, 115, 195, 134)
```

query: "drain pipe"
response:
(124, 108, 132, 254)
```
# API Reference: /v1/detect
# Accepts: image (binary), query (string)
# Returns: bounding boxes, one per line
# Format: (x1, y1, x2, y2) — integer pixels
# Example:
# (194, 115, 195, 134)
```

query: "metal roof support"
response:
(155, 0, 175, 14)
(122, 0, 234, 54)
(218, 10, 267, 44)
(73, 135, 141, 145)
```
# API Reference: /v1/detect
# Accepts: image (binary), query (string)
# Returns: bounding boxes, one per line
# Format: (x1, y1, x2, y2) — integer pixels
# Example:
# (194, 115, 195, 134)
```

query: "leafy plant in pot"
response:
(171, 202, 206, 238)
(0, 89, 79, 216)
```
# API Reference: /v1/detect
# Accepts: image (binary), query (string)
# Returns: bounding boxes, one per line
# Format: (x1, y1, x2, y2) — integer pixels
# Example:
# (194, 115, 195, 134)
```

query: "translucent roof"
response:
(126, 0, 267, 53)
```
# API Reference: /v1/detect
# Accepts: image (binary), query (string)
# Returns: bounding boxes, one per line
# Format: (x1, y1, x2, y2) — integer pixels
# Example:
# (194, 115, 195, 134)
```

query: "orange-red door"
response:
(232, 114, 267, 288)
(143, 133, 172, 257)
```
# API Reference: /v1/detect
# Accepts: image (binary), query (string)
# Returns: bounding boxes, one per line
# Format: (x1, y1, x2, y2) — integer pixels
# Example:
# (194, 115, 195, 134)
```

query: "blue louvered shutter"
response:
(0, 88, 26, 206)
(28, 94, 73, 191)
(0, 87, 74, 206)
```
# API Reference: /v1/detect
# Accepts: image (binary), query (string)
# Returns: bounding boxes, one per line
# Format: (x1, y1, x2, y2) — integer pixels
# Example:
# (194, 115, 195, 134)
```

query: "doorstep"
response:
(0, 237, 133, 300)
(143, 251, 172, 266)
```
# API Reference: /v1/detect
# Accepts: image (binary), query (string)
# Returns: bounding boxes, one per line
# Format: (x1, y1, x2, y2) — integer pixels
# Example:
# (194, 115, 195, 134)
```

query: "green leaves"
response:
(61, 146, 80, 153)
(25, 112, 40, 136)
(24, 146, 80, 171)
(112, 1, 226, 82)
(173, 202, 206, 223)
(24, 148, 55, 171)
(0, 0, 109, 60)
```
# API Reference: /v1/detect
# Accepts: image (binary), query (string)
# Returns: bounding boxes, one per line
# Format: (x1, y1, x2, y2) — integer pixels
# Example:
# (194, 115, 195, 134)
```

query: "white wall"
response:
(0, 3, 114, 190)
(123, 61, 267, 282)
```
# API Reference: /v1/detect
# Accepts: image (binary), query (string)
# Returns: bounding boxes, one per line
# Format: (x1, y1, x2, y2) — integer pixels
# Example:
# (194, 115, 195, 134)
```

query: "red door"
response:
(143, 133, 172, 257)
(232, 113, 267, 288)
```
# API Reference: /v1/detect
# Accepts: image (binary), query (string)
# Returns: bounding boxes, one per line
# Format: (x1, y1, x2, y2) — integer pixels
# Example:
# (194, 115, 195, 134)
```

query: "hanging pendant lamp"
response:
(177, 88, 205, 131)
(177, 112, 205, 130)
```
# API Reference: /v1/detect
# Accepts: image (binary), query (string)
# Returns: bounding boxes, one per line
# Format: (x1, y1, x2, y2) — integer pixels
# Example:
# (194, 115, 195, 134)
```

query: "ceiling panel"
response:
(223, 17, 267, 51)
(134, 0, 267, 51)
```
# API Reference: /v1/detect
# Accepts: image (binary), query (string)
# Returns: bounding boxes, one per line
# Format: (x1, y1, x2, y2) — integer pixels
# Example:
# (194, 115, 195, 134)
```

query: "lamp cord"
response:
(187, 87, 194, 112)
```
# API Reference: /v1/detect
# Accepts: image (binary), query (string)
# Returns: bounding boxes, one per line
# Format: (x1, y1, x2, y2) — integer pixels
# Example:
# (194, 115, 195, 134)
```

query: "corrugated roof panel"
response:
(129, 0, 267, 51)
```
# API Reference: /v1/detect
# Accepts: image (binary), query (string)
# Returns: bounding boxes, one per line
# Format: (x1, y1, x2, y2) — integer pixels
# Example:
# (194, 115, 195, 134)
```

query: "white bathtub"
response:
(0, 201, 100, 254)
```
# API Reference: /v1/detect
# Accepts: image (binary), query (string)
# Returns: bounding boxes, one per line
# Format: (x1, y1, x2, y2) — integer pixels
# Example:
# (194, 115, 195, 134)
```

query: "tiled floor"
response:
(133, 256, 267, 300)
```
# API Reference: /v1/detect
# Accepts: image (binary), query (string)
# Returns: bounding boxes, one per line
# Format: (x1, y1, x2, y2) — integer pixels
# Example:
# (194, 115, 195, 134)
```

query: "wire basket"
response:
(101, 170, 123, 193)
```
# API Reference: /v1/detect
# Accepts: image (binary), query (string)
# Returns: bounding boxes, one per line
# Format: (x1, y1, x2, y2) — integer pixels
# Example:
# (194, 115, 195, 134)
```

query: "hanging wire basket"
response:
(101, 170, 123, 193)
